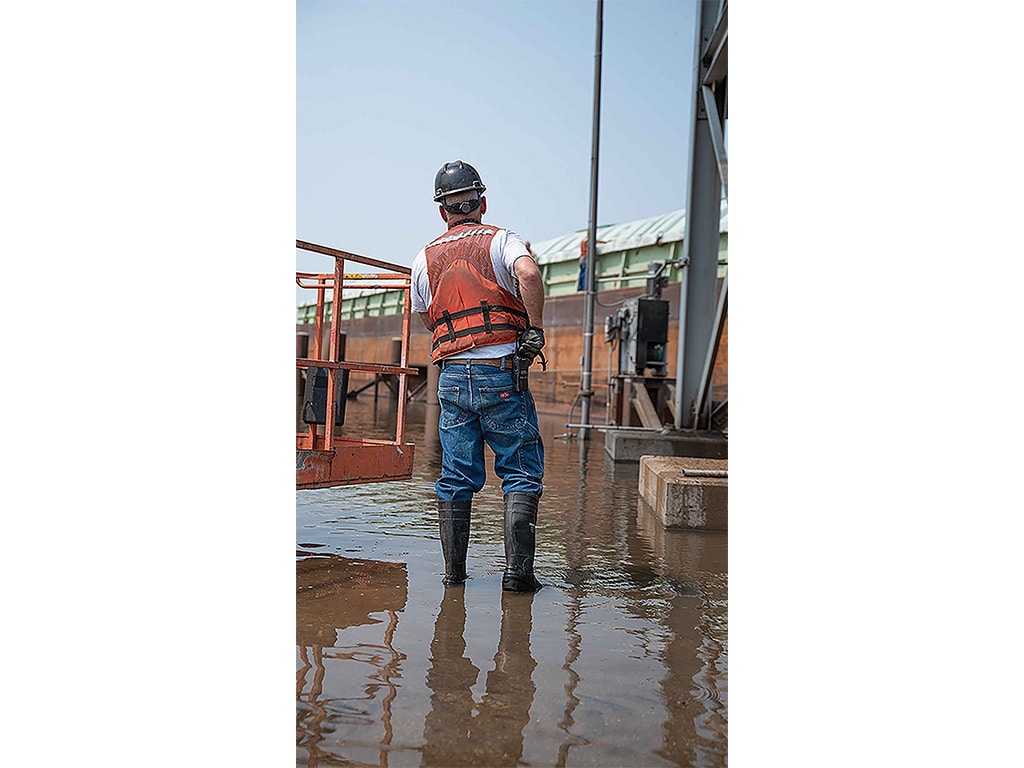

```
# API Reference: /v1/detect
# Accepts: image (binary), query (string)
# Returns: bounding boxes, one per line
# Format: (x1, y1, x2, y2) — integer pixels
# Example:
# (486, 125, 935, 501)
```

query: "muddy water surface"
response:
(296, 398, 727, 767)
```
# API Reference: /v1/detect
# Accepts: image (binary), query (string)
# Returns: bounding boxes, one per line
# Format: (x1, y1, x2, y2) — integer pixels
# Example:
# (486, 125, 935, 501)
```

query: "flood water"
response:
(296, 395, 728, 767)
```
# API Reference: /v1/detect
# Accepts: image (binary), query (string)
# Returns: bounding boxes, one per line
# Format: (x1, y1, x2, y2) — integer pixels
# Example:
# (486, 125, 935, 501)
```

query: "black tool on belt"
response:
(512, 327, 547, 392)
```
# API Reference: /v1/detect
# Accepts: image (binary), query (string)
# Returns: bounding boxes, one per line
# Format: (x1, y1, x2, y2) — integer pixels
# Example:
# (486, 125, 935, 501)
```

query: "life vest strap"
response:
(430, 322, 524, 350)
(432, 303, 528, 327)
(441, 310, 457, 342)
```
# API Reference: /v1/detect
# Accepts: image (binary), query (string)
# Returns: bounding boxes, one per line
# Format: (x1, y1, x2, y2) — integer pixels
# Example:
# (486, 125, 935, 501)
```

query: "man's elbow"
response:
(515, 259, 543, 287)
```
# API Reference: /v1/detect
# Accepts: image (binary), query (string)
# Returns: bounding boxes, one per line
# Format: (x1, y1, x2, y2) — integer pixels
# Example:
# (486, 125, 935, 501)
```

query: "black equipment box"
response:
(302, 367, 349, 426)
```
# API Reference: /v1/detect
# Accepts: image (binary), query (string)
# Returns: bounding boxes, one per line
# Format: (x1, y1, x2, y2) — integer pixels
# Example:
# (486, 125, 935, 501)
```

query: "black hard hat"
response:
(433, 160, 486, 203)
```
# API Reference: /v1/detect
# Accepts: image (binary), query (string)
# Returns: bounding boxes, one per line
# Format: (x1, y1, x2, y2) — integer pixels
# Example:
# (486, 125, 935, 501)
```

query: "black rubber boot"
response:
(438, 499, 472, 585)
(502, 493, 542, 592)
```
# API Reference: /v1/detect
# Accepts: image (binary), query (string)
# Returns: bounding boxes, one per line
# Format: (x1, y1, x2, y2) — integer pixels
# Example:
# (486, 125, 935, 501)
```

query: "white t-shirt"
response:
(411, 225, 531, 360)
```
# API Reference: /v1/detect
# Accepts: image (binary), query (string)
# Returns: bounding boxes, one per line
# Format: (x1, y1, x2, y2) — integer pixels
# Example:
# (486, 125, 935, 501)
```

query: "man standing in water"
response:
(410, 160, 546, 592)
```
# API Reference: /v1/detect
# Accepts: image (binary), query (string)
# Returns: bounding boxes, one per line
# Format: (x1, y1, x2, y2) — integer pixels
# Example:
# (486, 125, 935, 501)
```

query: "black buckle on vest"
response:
(480, 300, 492, 333)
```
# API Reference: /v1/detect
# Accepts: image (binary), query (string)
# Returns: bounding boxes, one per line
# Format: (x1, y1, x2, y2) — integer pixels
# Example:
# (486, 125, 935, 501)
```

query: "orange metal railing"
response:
(296, 240, 416, 489)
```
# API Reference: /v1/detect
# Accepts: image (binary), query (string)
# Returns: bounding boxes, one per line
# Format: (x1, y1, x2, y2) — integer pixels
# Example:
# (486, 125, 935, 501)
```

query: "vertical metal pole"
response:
(674, 0, 704, 430)
(578, 0, 603, 441)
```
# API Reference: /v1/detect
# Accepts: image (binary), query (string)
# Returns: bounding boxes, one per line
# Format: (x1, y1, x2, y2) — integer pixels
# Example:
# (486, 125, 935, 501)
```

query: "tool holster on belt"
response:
(511, 352, 531, 392)
(511, 327, 547, 393)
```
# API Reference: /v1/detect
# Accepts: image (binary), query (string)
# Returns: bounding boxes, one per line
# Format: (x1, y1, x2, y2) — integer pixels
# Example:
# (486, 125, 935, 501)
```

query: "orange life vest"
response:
(424, 222, 529, 364)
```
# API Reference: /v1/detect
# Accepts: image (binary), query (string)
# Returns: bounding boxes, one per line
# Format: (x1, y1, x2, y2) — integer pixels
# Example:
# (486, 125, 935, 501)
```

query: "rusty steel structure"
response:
(296, 240, 416, 489)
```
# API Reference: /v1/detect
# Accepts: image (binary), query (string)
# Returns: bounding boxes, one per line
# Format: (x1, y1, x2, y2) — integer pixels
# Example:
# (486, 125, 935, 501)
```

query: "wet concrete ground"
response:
(297, 396, 728, 767)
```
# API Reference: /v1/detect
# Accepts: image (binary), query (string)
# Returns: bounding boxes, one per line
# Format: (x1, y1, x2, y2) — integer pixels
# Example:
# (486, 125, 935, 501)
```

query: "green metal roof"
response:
(529, 202, 728, 266)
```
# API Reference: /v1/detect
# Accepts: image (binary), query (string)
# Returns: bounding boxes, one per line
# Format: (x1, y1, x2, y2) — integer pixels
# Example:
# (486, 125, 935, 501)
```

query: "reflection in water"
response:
(295, 554, 408, 768)
(555, 591, 588, 766)
(636, 501, 729, 767)
(423, 590, 537, 767)
(296, 398, 727, 766)
(555, 445, 592, 765)
(295, 553, 408, 643)
(422, 587, 478, 764)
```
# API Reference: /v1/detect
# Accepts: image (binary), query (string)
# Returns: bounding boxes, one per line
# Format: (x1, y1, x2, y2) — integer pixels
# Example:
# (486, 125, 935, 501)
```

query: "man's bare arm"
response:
(417, 311, 432, 331)
(513, 255, 545, 328)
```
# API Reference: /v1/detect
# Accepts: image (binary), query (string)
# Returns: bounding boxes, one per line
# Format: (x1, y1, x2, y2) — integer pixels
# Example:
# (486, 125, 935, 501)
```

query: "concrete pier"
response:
(638, 456, 728, 531)
(604, 428, 727, 462)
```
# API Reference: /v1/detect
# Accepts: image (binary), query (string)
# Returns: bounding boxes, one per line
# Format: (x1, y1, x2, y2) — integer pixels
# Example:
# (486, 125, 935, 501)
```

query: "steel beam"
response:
(701, 4, 728, 86)
(701, 85, 728, 198)
(692, 274, 727, 429)
(674, 0, 727, 430)
(702, 1, 728, 68)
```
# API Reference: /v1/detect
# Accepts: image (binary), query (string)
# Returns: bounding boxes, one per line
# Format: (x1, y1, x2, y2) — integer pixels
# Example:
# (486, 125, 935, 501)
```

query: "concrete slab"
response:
(638, 456, 728, 531)
(604, 428, 727, 462)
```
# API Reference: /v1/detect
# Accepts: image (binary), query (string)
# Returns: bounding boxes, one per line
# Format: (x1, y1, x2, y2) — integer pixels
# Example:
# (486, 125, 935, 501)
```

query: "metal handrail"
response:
(296, 239, 414, 452)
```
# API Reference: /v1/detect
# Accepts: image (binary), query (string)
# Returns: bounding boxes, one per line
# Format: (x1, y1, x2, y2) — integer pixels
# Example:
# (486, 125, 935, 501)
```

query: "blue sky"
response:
(297, 0, 700, 303)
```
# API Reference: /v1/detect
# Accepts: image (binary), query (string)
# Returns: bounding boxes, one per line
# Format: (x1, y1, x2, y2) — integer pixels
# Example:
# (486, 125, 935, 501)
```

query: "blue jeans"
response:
(435, 359, 544, 500)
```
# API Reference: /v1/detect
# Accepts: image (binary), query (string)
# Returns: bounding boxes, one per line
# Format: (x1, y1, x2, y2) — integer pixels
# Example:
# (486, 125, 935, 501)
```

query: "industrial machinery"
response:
(603, 262, 677, 428)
